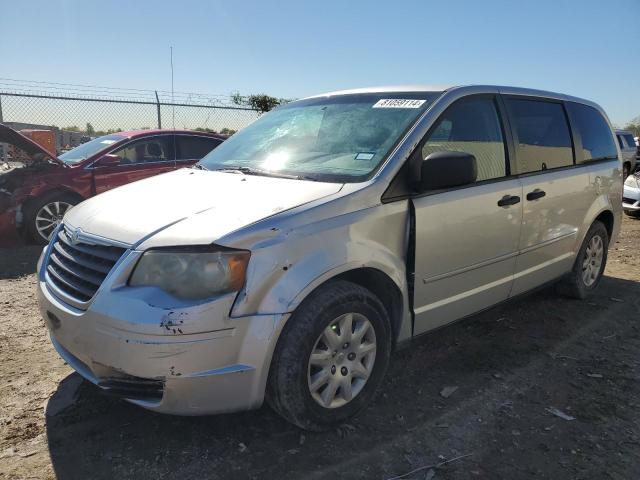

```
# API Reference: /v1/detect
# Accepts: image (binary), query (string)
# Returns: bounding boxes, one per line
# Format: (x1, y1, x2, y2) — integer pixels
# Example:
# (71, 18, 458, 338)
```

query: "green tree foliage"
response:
(231, 92, 292, 113)
(624, 122, 640, 138)
(85, 123, 95, 135)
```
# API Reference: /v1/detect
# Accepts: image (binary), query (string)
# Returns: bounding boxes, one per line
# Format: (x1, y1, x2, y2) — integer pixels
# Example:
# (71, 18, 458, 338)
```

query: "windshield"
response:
(198, 92, 439, 182)
(58, 134, 126, 164)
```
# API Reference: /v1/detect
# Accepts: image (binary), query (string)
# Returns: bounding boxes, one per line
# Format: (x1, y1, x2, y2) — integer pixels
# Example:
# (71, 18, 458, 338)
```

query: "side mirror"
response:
(414, 151, 477, 191)
(95, 154, 121, 167)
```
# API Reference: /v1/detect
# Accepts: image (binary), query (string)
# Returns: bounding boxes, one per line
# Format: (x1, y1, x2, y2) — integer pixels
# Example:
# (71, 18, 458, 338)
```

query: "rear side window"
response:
(623, 134, 636, 149)
(566, 103, 617, 162)
(422, 97, 506, 181)
(507, 99, 573, 173)
(176, 136, 222, 160)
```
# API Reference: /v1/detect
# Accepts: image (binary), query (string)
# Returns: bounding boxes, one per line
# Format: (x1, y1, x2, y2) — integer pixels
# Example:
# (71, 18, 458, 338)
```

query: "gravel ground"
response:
(1, 216, 639, 480)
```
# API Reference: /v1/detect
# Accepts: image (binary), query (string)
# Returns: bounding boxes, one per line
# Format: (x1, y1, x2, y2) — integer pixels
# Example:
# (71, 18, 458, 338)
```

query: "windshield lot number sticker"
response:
(373, 99, 426, 108)
(355, 152, 375, 161)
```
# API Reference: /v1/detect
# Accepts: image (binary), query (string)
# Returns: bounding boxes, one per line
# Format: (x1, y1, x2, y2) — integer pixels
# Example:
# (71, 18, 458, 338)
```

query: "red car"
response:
(0, 125, 225, 245)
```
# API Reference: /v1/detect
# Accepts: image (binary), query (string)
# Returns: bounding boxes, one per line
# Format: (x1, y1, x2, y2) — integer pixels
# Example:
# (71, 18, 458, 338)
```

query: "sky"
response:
(0, 0, 639, 126)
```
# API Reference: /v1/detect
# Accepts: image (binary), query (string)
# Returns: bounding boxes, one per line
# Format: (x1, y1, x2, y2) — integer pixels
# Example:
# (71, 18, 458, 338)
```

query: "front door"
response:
(412, 95, 523, 335)
(93, 135, 175, 194)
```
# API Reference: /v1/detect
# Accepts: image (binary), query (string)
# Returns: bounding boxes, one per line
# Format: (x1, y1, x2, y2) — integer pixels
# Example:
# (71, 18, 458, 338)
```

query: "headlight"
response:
(129, 247, 250, 300)
(624, 174, 640, 188)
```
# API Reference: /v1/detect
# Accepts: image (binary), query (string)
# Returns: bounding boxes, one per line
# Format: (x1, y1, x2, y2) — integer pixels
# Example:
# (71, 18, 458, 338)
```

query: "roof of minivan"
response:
(306, 85, 455, 97)
(305, 85, 598, 108)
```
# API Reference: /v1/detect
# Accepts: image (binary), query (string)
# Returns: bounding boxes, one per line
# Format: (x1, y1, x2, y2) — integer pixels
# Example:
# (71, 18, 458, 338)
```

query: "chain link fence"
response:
(0, 91, 260, 141)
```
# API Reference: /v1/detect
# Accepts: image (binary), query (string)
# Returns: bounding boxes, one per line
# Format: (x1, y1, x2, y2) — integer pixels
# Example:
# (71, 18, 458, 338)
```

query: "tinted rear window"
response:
(566, 103, 617, 162)
(176, 136, 222, 160)
(507, 99, 573, 173)
(623, 134, 637, 149)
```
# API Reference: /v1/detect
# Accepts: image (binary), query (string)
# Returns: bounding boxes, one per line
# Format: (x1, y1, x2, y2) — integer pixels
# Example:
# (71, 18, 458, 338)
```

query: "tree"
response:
(624, 122, 640, 138)
(85, 123, 95, 135)
(231, 92, 292, 113)
(219, 127, 237, 135)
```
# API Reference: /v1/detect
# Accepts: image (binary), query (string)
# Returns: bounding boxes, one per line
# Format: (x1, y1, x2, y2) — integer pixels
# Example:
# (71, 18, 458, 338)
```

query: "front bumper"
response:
(623, 183, 640, 212)
(0, 209, 20, 246)
(37, 248, 287, 415)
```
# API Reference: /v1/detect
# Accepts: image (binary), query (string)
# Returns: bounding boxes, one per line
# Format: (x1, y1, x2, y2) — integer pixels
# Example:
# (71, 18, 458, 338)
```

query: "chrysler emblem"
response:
(70, 228, 82, 245)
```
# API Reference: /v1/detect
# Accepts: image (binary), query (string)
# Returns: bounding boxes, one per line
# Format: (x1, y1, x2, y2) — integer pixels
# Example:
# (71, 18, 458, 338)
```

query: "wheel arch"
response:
(320, 267, 405, 347)
(594, 209, 614, 240)
(21, 187, 85, 214)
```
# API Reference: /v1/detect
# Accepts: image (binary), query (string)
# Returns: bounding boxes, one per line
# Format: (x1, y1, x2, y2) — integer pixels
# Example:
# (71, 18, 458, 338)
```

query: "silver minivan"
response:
(37, 85, 622, 430)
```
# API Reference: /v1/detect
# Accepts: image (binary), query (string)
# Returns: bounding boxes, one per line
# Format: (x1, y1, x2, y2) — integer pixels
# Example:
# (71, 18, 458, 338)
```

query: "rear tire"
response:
(25, 193, 78, 245)
(557, 221, 608, 299)
(267, 280, 392, 431)
(623, 163, 630, 179)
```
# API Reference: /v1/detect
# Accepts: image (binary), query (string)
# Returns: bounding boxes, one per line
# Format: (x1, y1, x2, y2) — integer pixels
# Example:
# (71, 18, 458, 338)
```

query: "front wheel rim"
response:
(35, 201, 73, 241)
(582, 234, 604, 287)
(307, 312, 377, 409)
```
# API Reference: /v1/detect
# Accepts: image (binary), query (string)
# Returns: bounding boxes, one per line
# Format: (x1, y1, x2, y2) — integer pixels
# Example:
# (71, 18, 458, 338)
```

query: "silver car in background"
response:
(623, 171, 640, 217)
(616, 129, 637, 177)
(37, 85, 622, 430)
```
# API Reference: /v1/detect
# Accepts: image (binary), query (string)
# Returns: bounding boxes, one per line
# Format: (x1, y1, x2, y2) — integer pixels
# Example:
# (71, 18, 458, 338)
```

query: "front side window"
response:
(566, 103, 617, 163)
(617, 135, 625, 149)
(508, 99, 573, 173)
(421, 97, 506, 181)
(111, 136, 172, 165)
(198, 92, 439, 183)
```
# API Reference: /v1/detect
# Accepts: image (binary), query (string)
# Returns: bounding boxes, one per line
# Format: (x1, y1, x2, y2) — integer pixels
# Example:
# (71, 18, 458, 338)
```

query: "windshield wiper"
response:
(192, 163, 209, 170)
(212, 166, 318, 181)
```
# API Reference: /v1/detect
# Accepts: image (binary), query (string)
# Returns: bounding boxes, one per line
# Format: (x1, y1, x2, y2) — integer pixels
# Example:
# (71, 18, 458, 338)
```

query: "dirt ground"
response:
(1, 216, 639, 480)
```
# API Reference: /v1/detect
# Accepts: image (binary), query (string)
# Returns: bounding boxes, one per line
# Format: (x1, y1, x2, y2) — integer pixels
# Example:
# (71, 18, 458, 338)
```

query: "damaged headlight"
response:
(129, 246, 250, 300)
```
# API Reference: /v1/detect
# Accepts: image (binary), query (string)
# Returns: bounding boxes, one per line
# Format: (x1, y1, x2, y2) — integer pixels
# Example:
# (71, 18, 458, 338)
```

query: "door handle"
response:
(497, 195, 521, 207)
(526, 189, 546, 201)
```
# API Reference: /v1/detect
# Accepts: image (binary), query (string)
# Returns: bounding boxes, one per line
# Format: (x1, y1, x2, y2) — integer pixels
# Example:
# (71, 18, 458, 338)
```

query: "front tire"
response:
(267, 280, 392, 431)
(558, 221, 608, 299)
(26, 193, 78, 244)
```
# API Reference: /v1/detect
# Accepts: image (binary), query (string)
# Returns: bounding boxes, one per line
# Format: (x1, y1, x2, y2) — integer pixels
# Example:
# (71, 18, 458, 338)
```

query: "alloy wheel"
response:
(35, 201, 73, 242)
(582, 234, 604, 287)
(307, 312, 377, 409)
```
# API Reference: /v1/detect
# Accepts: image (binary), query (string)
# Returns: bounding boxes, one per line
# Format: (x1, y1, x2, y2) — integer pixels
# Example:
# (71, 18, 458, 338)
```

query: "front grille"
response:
(45, 227, 126, 304)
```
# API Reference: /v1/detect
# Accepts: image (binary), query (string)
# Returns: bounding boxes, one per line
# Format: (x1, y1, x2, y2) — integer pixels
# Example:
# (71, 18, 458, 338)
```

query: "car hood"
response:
(64, 168, 344, 246)
(0, 123, 65, 167)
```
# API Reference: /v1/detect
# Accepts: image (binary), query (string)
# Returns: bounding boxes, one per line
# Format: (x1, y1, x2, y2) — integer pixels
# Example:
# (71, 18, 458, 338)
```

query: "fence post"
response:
(155, 91, 161, 129)
(0, 93, 4, 123)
